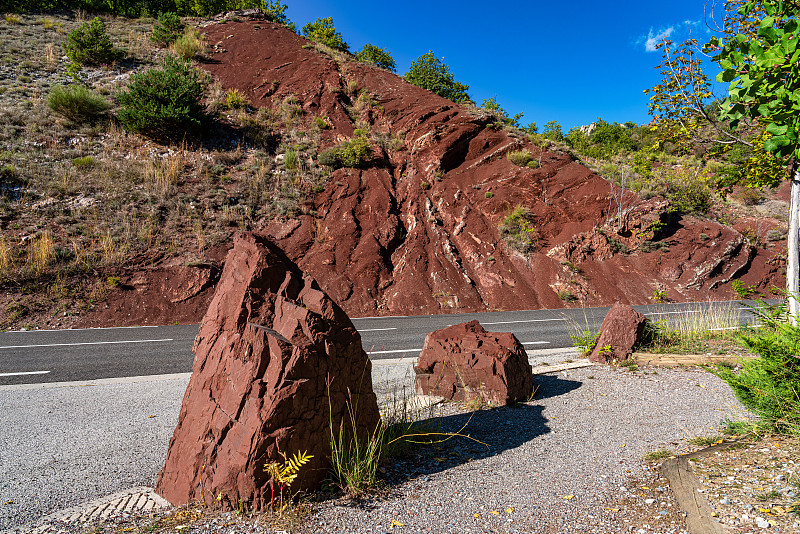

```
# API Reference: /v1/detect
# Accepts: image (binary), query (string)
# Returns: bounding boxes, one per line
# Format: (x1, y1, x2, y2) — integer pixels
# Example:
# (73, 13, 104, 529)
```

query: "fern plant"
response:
(264, 450, 312, 515)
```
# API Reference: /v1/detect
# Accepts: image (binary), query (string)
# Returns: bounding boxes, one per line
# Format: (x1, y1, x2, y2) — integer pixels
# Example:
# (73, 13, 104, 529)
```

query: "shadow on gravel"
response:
(379, 375, 583, 485)
(532, 373, 584, 400)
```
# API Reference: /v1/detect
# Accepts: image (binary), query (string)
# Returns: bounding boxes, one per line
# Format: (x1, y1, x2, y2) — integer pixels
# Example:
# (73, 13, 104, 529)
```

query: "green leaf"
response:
(767, 123, 789, 136)
(718, 69, 737, 83)
(764, 135, 791, 154)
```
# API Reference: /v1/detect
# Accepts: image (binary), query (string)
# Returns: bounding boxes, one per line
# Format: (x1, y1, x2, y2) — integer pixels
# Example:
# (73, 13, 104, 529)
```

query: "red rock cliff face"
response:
(199, 17, 782, 317)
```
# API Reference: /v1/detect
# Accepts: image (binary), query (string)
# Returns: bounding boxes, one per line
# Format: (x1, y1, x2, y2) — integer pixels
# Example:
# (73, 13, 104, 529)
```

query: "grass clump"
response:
(72, 156, 95, 170)
(507, 149, 532, 166)
(172, 27, 205, 59)
(65, 17, 118, 67)
(687, 435, 723, 447)
(317, 136, 372, 169)
(714, 304, 800, 435)
(117, 55, 209, 142)
(643, 449, 675, 461)
(47, 85, 110, 124)
(635, 301, 741, 354)
(224, 88, 248, 109)
(499, 205, 538, 253)
(151, 12, 184, 47)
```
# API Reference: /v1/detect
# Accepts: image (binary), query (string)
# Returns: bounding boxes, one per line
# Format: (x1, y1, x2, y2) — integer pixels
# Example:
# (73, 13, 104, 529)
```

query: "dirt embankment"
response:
(77, 16, 784, 326)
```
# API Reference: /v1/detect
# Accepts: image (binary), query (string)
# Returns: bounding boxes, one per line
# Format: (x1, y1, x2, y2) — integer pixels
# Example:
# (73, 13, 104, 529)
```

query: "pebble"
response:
(755, 517, 770, 528)
(720, 497, 731, 505)
(644, 499, 655, 504)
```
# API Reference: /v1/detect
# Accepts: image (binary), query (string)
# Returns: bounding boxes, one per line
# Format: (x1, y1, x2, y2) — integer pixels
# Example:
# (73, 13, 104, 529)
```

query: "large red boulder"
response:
(414, 320, 533, 405)
(155, 232, 380, 510)
(589, 302, 648, 363)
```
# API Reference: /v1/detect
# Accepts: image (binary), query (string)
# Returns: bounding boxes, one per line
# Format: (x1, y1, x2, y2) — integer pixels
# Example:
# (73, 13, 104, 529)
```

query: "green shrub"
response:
(542, 120, 563, 142)
(499, 205, 538, 252)
(116, 55, 209, 142)
(558, 290, 577, 302)
(404, 51, 471, 104)
(355, 44, 396, 72)
(507, 149, 532, 166)
(263, 0, 295, 31)
(318, 136, 372, 169)
(480, 95, 523, 128)
(47, 84, 110, 124)
(714, 305, 800, 435)
(302, 17, 349, 52)
(313, 116, 329, 130)
(151, 12, 184, 47)
(172, 27, 205, 59)
(65, 17, 117, 66)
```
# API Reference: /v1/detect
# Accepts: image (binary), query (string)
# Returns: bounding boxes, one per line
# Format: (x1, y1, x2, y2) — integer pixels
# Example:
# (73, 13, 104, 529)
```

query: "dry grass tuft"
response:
(27, 231, 54, 275)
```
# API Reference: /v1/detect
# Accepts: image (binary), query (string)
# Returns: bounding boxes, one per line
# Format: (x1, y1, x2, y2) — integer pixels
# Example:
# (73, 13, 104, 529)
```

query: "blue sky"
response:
(281, 1, 722, 130)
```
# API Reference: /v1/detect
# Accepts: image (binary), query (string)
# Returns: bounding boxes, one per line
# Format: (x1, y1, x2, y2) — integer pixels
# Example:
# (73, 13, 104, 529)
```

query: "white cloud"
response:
(645, 27, 674, 52)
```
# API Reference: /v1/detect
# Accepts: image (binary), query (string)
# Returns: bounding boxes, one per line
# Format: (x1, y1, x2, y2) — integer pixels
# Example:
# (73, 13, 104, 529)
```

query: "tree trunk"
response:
(788, 169, 800, 325)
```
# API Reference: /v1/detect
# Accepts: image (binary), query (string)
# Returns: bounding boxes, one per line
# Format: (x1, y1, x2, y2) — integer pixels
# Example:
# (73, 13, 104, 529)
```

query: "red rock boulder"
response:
(589, 302, 648, 363)
(155, 232, 380, 510)
(414, 320, 533, 405)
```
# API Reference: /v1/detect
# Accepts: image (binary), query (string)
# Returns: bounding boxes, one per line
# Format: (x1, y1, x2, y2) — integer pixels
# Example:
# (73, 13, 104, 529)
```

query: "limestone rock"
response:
(155, 232, 380, 510)
(414, 320, 533, 405)
(589, 303, 647, 363)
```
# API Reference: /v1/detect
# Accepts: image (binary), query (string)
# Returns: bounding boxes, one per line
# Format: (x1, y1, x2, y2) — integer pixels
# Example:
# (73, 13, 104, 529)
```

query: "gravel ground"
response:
(12, 364, 755, 534)
(305, 366, 750, 534)
(689, 435, 800, 533)
(0, 374, 186, 530)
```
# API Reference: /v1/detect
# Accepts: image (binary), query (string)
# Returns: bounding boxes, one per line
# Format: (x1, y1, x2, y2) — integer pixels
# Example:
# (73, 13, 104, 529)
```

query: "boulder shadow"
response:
(380, 374, 583, 484)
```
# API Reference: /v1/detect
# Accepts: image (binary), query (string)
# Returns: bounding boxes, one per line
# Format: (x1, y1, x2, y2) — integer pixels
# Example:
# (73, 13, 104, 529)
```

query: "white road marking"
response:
(0, 370, 50, 377)
(351, 315, 408, 320)
(367, 348, 422, 355)
(368, 341, 550, 354)
(0, 339, 174, 350)
(357, 328, 398, 332)
(5, 325, 160, 333)
(480, 318, 566, 325)
(645, 310, 701, 316)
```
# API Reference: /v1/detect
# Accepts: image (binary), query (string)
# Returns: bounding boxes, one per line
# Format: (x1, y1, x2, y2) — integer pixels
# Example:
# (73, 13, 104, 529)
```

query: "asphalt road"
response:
(0, 300, 770, 386)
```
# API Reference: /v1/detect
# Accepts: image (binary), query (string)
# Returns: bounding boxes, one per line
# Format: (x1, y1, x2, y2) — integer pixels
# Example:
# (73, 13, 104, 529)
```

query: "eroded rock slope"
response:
(197, 16, 782, 316)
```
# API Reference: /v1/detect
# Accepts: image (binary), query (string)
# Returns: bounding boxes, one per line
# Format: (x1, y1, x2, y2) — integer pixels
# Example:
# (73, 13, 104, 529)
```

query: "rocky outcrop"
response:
(589, 303, 648, 363)
(414, 320, 533, 405)
(155, 232, 380, 510)
(188, 17, 783, 318)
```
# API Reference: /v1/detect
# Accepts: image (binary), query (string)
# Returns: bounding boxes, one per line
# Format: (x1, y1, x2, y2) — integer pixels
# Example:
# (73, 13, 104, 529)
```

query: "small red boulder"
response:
(589, 302, 648, 363)
(414, 320, 533, 405)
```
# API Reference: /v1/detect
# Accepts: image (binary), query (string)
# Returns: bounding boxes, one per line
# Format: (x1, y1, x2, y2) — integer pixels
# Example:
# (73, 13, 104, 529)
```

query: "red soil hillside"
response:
(192, 15, 783, 317)
(78, 16, 783, 328)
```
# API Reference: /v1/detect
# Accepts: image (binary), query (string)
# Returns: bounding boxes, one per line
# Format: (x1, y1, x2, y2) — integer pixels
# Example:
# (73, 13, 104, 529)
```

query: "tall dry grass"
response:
(145, 149, 185, 198)
(27, 231, 54, 275)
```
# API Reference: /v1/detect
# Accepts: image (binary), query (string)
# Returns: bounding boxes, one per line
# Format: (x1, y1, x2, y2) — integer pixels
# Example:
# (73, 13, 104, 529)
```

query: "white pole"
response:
(787, 169, 800, 325)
